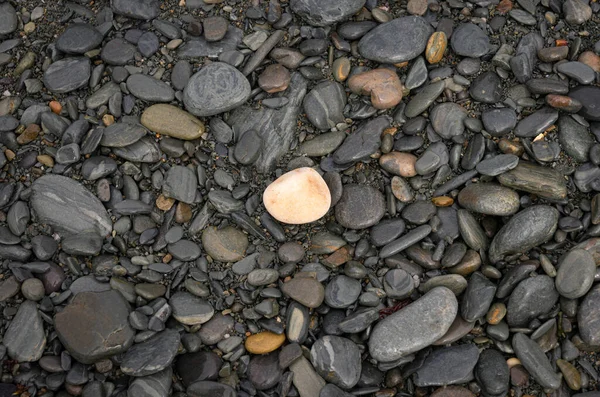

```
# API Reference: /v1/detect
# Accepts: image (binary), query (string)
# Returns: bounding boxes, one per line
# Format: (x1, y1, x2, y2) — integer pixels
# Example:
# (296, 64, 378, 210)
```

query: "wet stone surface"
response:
(1, 0, 600, 396)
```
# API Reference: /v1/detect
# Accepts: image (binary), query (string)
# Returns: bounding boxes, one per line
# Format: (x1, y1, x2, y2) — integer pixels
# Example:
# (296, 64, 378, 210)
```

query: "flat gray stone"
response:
(4, 301, 46, 362)
(183, 62, 250, 117)
(121, 329, 181, 377)
(369, 287, 458, 362)
(30, 174, 112, 237)
(43, 57, 91, 94)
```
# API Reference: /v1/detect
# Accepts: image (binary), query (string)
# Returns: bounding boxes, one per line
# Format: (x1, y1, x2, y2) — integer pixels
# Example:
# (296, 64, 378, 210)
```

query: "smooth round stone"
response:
(570, 86, 600, 121)
(234, 130, 261, 165)
(21, 278, 45, 301)
(248, 352, 282, 390)
(245, 331, 286, 354)
(430, 103, 468, 139)
(30, 175, 112, 236)
(290, 0, 366, 26)
(481, 108, 517, 136)
(325, 275, 361, 308)
(458, 183, 520, 216)
(0, 3, 18, 35)
(311, 336, 361, 389)
(170, 292, 214, 325)
(470, 72, 502, 103)
(369, 287, 458, 362)
(335, 184, 385, 229)
(415, 142, 449, 175)
(56, 23, 103, 54)
(101, 38, 136, 65)
(370, 218, 406, 246)
(303, 81, 347, 131)
(247, 269, 279, 286)
(384, 269, 414, 299)
(55, 291, 134, 364)
(557, 61, 595, 85)
(183, 62, 251, 117)
(413, 344, 479, 387)
(431, 386, 475, 397)
(489, 206, 559, 264)
(3, 301, 45, 362)
(451, 23, 490, 57)
(281, 276, 325, 308)
(138, 31, 159, 57)
(475, 349, 509, 397)
(100, 122, 146, 148)
(127, 74, 175, 102)
(141, 104, 205, 140)
(558, 115, 595, 162)
(460, 272, 497, 322)
(555, 249, 595, 299)
(379, 152, 417, 177)
(201, 226, 248, 262)
(358, 16, 433, 64)
(263, 167, 331, 224)
(43, 57, 91, 93)
(402, 200, 436, 224)
(121, 329, 180, 377)
(506, 275, 559, 327)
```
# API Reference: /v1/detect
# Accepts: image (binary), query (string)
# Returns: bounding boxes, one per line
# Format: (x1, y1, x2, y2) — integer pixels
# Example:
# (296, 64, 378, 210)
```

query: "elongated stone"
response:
(489, 206, 559, 263)
(369, 287, 458, 362)
(497, 161, 567, 201)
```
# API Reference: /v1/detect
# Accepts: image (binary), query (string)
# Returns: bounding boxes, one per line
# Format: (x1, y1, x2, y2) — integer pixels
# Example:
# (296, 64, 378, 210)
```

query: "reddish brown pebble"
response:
(379, 152, 417, 177)
(347, 68, 403, 109)
(49, 100, 62, 114)
(258, 64, 291, 93)
(545, 94, 582, 113)
(579, 51, 600, 72)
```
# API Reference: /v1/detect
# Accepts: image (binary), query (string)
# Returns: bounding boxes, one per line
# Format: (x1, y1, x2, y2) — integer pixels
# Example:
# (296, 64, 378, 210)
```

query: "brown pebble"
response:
(379, 152, 417, 177)
(557, 359, 581, 390)
(510, 364, 529, 387)
(102, 114, 115, 126)
(578, 51, 600, 72)
(5, 150, 15, 161)
(332, 57, 351, 82)
(432, 196, 453, 207)
(322, 246, 352, 267)
(49, 100, 62, 114)
(545, 94, 582, 113)
(156, 194, 175, 211)
(426, 32, 447, 64)
(17, 124, 40, 145)
(498, 138, 524, 156)
(163, 253, 173, 263)
(36, 154, 54, 167)
(538, 46, 569, 62)
(245, 331, 286, 354)
(449, 250, 481, 276)
(258, 64, 291, 94)
(407, 0, 428, 15)
(486, 302, 507, 324)
(175, 202, 192, 223)
(348, 68, 403, 109)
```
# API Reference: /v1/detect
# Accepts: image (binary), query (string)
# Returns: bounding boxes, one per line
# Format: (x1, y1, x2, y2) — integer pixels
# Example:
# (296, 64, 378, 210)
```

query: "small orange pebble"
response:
(507, 357, 521, 368)
(556, 39, 568, 46)
(486, 302, 507, 325)
(425, 32, 447, 64)
(102, 114, 115, 126)
(245, 331, 286, 354)
(162, 253, 173, 263)
(49, 100, 62, 114)
(431, 196, 454, 207)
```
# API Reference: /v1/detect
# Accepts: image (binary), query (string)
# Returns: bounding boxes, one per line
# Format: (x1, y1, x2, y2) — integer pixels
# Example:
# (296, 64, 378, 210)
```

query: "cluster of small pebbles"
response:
(2, 0, 600, 396)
